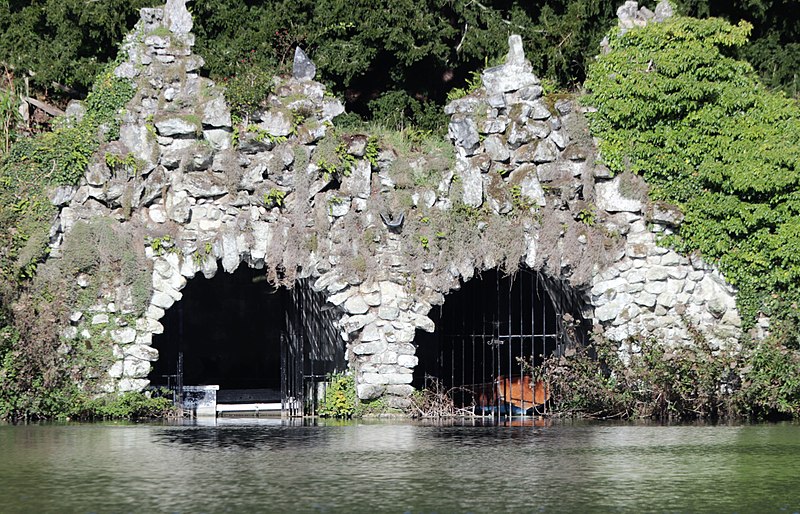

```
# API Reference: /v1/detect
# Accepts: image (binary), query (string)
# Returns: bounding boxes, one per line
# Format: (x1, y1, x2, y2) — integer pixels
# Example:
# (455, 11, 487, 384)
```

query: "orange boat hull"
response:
(496, 375, 549, 408)
(470, 376, 549, 409)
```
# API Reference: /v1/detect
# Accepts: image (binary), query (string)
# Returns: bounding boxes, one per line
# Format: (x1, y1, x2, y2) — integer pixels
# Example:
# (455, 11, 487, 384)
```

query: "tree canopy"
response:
(0, 0, 795, 124)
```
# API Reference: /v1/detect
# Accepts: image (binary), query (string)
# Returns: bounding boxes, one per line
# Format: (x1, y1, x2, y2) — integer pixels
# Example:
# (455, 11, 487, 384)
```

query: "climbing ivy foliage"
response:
(0, 61, 134, 421)
(0, 61, 133, 284)
(585, 16, 800, 326)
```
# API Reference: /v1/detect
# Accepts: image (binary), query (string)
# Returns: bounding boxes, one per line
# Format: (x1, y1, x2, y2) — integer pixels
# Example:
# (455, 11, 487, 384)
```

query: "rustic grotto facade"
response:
(47, 0, 742, 408)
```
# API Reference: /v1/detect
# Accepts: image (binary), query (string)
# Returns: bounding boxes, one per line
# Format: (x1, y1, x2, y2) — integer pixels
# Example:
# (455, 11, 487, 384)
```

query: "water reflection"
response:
(1, 420, 800, 513)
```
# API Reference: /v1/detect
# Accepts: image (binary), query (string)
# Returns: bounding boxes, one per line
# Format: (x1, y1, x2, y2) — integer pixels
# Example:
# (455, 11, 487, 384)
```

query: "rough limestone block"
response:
(594, 293, 633, 322)
(508, 164, 545, 208)
(340, 313, 377, 333)
(180, 172, 228, 197)
(341, 160, 371, 199)
(444, 96, 481, 115)
(529, 100, 552, 120)
(118, 378, 150, 392)
(645, 266, 670, 281)
(155, 117, 198, 137)
(125, 344, 159, 362)
(91, 314, 109, 325)
(352, 341, 387, 355)
(123, 358, 151, 378)
(362, 372, 390, 385)
(456, 153, 483, 208)
(481, 36, 540, 93)
(532, 139, 559, 163)
(448, 115, 480, 152)
(258, 109, 294, 137)
(165, 0, 193, 35)
(360, 324, 381, 342)
(357, 383, 385, 400)
(595, 176, 643, 213)
(483, 172, 512, 215)
(150, 291, 175, 310)
(484, 134, 510, 162)
(111, 327, 137, 345)
(220, 230, 240, 273)
(344, 294, 369, 315)
(373, 351, 399, 365)
(202, 95, 232, 128)
(108, 361, 124, 379)
(292, 47, 317, 80)
(397, 355, 418, 368)
(384, 373, 413, 385)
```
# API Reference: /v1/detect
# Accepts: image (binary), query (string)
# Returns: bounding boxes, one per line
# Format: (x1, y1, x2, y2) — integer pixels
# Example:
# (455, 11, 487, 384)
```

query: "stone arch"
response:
(147, 259, 347, 410)
(410, 265, 590, 412)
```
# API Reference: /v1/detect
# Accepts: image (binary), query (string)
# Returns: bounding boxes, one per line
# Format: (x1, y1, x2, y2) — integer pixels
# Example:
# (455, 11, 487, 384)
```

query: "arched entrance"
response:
(413, 268, 589, 415)
(148, 266, 345, 416)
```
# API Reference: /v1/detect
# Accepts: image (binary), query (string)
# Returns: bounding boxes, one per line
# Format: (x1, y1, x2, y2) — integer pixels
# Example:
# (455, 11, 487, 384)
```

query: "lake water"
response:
(1, 418, 799, 513)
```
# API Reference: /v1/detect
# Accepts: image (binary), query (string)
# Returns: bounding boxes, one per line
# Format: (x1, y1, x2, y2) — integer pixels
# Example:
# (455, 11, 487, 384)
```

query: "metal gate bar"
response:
(281, 279, 346, 417)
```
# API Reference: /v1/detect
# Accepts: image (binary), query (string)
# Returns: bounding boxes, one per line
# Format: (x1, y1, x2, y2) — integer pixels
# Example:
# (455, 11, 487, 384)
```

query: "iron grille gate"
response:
(281, 279, 346, 418)
(422, 268, 587, 417)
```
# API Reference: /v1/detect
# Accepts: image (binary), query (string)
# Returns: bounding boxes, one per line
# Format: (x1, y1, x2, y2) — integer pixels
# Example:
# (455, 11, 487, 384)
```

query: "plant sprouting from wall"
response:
(319, 372, 357, 418)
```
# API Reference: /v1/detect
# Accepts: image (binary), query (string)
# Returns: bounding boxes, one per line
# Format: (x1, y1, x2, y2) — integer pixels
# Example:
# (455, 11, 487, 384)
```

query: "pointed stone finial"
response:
(165, 0, 193, 35)
(654, 0, 674, 22)
(293, 47, 317, 81)
(507, 35, 525, 66)
(481, 35, 538, 94)
(617, 1, 640, 28)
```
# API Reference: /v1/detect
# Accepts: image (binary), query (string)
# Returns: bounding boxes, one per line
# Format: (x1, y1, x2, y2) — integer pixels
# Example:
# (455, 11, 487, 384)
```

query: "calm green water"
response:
(1, 419, 799, 513)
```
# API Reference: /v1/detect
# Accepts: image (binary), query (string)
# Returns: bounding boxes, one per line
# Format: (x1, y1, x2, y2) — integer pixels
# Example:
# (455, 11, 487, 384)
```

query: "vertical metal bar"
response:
(507, 273, 512, 417)
(495, 271, 502, 419)
(449, 334, 455, 405)
(176, 351, 184, 415)
(281, 330, 287, 418)
(481, 276, 487, 414)
(543, 274, 549, 416)
(177, 302, 184, 411)
(471, 316, 475, 413)
(531, 271, 537, 415)
(519, 271, 525, 416)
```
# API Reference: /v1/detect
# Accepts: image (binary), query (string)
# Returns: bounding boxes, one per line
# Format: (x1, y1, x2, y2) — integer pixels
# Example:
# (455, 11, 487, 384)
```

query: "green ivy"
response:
(584, 14, 800, 327)
(0, 56, 135, 421)
(0, 58, 134, 285)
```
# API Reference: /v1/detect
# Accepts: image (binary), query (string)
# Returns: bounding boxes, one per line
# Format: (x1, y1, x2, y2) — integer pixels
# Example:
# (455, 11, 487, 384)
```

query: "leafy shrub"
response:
(221, 51, 276, 118)
(0, 58, 134, 284)
(584, 14, 800, 326)
(79, 391, 176, 420)
(319, 372, 357, 418)
(0, 55, 137, 421)
(368, 90, 447, 134)
(540, 335, 733, 420)
(446, 69, 483, 103)
(0, 79, 20, 155)
(541, 330, 800, 421)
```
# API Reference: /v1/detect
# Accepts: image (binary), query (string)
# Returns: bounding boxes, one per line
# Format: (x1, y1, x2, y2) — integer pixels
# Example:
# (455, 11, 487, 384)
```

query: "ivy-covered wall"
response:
(585, 4, 800, 336)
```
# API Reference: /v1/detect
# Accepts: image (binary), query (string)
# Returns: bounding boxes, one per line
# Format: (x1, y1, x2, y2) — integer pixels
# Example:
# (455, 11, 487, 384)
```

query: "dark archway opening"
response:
(413, 268, 589, 416)
(149, 266, 345, 414)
